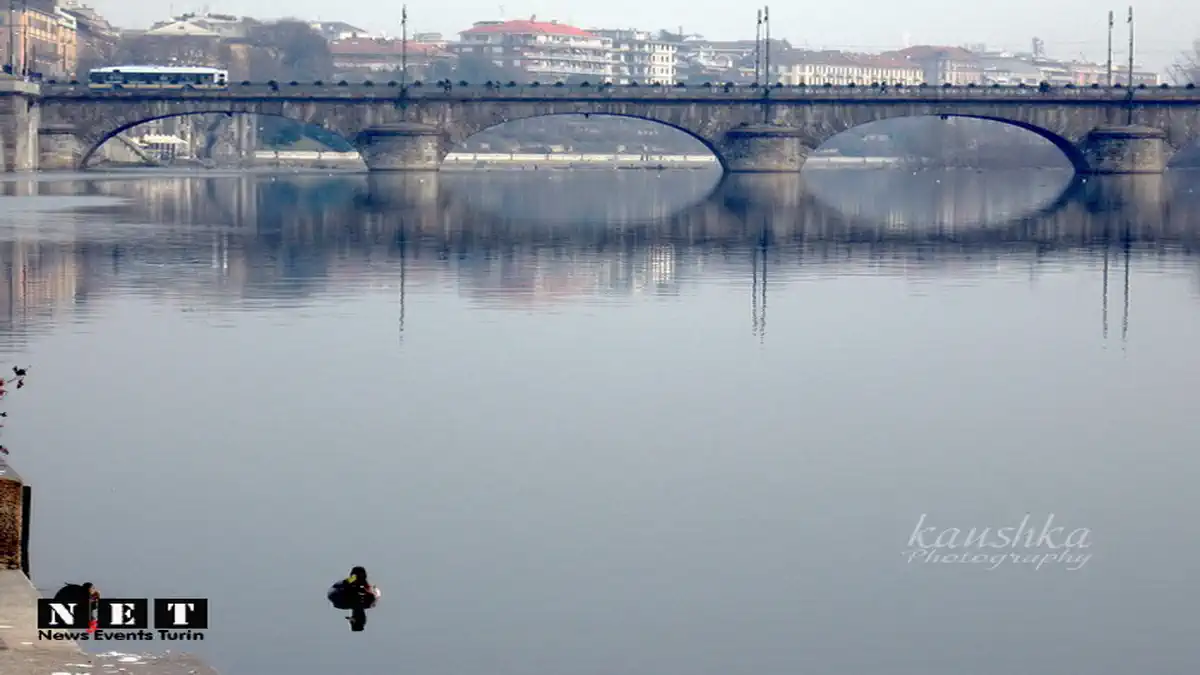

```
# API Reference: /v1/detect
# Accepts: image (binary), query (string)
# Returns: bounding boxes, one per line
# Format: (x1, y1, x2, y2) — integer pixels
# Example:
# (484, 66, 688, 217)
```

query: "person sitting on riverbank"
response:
(53, 582, 100, 631)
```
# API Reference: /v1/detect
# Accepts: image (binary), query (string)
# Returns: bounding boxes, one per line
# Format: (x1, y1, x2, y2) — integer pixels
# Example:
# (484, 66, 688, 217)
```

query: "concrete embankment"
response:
(0, 462, 218, 674)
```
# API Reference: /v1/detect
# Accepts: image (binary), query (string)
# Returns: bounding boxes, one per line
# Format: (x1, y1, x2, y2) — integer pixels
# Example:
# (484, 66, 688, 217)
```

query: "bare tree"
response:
(1170, 39, 1199, 84)
(246, 20, 333, 81)
(0, 366, 30, 459)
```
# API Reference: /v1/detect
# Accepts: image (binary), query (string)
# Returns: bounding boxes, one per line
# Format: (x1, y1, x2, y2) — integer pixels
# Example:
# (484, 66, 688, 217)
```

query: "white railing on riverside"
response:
(249, 151, 902, 165)
(442, 153, 718, 163)
(251, 151, 720, 163)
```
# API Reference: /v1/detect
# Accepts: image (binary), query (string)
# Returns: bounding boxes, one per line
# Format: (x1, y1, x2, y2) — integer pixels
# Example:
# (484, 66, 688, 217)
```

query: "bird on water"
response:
(327, 566, 381, 632)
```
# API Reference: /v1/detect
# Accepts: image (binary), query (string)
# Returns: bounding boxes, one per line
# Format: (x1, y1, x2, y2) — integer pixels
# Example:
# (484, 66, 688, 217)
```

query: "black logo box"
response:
(36, 598, 209, 630)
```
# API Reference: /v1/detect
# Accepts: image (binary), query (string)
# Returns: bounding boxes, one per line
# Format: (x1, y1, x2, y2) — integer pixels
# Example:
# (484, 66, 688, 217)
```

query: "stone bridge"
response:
(5, 80, 1200, 173)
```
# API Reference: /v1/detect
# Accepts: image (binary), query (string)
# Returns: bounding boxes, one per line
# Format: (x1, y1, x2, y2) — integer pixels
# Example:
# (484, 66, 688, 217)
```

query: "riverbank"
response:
(0, 465, 219, 674)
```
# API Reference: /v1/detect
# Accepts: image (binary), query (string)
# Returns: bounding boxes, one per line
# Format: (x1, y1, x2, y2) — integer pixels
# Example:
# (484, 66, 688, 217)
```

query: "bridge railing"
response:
(34, 80, 1200, 100)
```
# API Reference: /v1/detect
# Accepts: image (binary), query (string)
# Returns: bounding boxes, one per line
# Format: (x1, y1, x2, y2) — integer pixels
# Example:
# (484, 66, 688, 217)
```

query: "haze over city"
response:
(86, 0, 1198, 71)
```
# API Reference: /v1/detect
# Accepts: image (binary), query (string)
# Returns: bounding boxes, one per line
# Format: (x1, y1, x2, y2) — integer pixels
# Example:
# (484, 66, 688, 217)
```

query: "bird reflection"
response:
(327, 566, 380, 632)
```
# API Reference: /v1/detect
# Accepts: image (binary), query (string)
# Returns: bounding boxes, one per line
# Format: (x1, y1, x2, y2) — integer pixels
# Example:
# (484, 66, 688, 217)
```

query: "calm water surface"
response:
(2, 167, 1200, 675)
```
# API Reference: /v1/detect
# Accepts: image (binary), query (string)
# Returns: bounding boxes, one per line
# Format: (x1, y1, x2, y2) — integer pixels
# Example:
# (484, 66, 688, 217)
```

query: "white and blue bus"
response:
(87, 66, 230, 89)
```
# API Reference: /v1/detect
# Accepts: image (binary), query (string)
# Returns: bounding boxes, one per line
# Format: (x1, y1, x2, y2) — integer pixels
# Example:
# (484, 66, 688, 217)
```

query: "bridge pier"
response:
(1079, 125, 1170, 175)
(0, 80, 40, 172)
(355, 123, 443, 171)
(38, 124, 81, 170)
(721, 125, 808, 172)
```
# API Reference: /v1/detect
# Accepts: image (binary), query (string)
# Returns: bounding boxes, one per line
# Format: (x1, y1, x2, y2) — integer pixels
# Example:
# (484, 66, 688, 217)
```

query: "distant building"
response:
(975, 53, 1044, 85)
(680, 39, 756, 70)
(0, 0, 79, 77)
(590, 29, 676, 84)
(773, 51, 923, 86)
(147, 13, 250, 39)
(884, 45, 983, 85)
(676, 38, 789, 83)
(1111, 65, 1160, 86)
(61, 1, 119, 76)
(143, 20, 220, 38)
(310, 21, 370, 41)
(329, 38, 453, 80)
(413, 33, 446, 46)
(974, 46, 1160, 86)
(456, 19, 613, 82)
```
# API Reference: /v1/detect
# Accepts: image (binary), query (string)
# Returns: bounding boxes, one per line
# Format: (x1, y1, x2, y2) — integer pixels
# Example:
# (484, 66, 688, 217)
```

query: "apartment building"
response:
(591, 28, 676, 84)
(456, 18, 613, 82)
(0, 0, 79, 77)
(976, 54, 1045, 85)
(680, 39, 756, 70)
(329, 38, 453, 80)
(773, 50, 924, 86)
(1109, 65, 1160, 86)
(61, 1, 119, 75)
(976, 49, 1160, 86)
(310, 21, 370, 41)
(885, 46, 983, 85)
(145, 12, 251, 39)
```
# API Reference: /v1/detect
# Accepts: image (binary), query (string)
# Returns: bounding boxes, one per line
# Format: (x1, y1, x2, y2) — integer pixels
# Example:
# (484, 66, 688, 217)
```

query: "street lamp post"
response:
(1126, 5, 1134, 124)
(401, 5, 408, 90)
(1105, 10, 1113, 87)
(762, 6, 771, 90)
(754, 9, 762, 85)
(6, 0, 13, 75)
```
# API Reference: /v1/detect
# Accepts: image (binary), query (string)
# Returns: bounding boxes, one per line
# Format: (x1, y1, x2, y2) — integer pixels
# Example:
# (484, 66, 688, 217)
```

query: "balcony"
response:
(520, 51, 614, 66)
(524, 63, 612, 76)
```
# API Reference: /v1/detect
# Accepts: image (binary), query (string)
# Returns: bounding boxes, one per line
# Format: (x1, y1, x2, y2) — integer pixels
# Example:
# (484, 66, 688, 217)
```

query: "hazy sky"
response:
(88, 0, 1200, 74)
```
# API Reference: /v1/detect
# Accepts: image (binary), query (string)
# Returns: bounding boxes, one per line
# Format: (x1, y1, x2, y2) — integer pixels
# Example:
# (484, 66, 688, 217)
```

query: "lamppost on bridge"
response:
(1105, 10, 1113, 87)
(754, 9, 763, 85)
(1126, 5, 1135, 125)
(5, 0, 13, 76)
(401, 5, 408, 91)
(762, 6, 771, 91)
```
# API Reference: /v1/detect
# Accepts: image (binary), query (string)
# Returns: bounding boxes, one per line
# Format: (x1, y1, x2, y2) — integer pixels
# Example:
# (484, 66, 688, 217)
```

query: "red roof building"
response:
(456, 18, 614, 82)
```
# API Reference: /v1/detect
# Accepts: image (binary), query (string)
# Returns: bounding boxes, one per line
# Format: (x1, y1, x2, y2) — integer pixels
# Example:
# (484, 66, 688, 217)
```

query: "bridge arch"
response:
(815, 113, 1088, 172)
(76, 110, 362, 169)
(444, 112, 728, 171)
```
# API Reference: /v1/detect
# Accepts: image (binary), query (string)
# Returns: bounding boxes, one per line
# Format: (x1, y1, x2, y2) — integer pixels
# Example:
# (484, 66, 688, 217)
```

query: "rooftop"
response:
(886, 45, 979, 62)
(143, 20, 219, 37)
(774, 50, 923, 69)
(461, 19, 597, 39)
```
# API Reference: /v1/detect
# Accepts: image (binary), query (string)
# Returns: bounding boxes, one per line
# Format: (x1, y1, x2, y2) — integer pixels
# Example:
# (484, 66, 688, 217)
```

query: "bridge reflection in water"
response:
(1, 168, 1199, 346)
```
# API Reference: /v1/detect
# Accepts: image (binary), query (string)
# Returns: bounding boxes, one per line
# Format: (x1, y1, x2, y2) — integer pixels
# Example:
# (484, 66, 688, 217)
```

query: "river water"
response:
(2, 167, 1199, 675)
